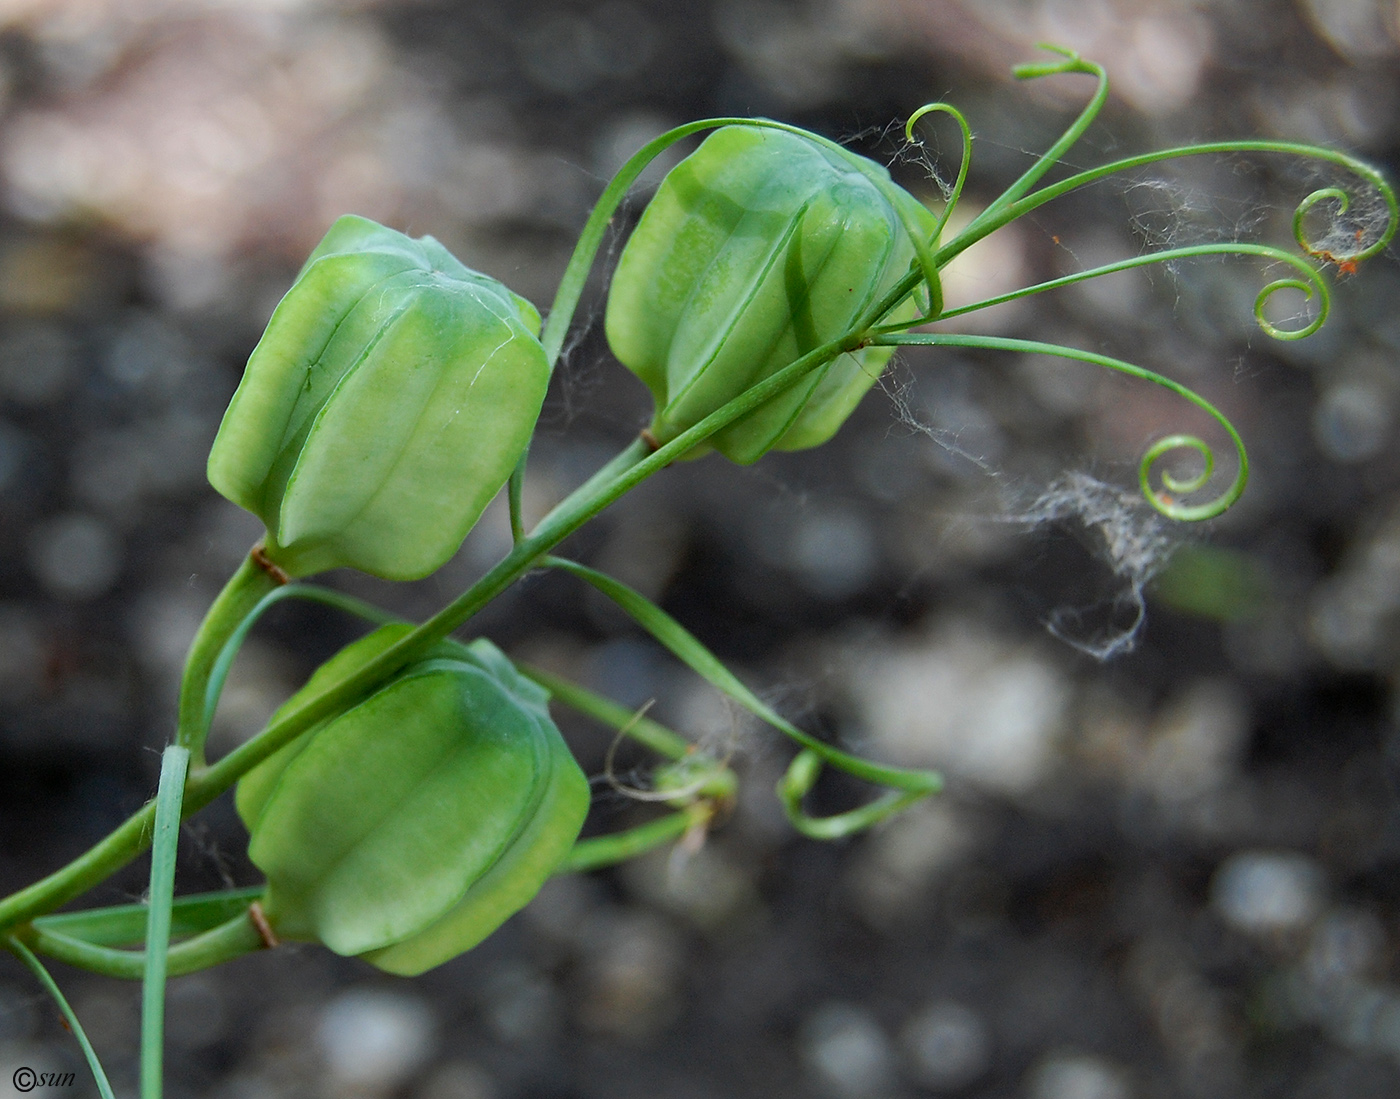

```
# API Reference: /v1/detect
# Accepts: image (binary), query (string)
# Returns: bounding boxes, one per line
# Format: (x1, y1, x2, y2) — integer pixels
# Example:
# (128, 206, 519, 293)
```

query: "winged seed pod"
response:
(235, 625, 589, 976)
(605, 125, 940, 464)
(207, 215, 549, 580)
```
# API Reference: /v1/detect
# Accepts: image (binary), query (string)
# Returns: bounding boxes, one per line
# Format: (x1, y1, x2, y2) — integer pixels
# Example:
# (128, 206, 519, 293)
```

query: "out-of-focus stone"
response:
(1306, 908, 1387, 985)
(479, 963, 561, 1046)
(1137, 679, 1250, 803)
(1026, 1052, 1132, 1099)
(316, 988, 435, 1096)
(1313, 379, 1393, 463)
(417, 1061, 499, 1099)
(1211, 849, 1326, 937)
(899, 999, 993, 1091)
(26, 511, 122, 600)
(846, 621, 1071, 796)
(799, 1001, 899, 1099)
(846, 798, 979, 925)
(576, 910, 685, 1038)
(620, 841, 760, 932)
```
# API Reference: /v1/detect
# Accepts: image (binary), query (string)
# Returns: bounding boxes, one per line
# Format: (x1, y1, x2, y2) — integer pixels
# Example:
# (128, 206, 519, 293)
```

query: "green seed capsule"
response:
(236, 625, 590, 976)
(605, 125, 939, 464)
(208, 215, 549, 580)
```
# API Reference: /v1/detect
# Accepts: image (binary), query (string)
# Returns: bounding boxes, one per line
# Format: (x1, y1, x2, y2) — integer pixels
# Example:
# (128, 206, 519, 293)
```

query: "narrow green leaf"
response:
(5, 936, 116, 1099)
(542, 556, 940, 815)
(142, 745, 189, 1099)
(33, 886, 265, 947)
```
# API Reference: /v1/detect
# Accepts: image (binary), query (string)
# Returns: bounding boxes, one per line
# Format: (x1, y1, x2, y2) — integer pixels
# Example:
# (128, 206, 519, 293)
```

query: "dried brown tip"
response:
(251, 545, 290, 586)
(248, 901, 280, 949)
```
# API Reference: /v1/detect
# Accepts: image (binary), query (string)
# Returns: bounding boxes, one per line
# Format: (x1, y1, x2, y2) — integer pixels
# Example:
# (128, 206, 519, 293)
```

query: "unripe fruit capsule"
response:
(605, 125, 939, 463)
(208, 215, 550, 580)
(236, 625, 590, 975)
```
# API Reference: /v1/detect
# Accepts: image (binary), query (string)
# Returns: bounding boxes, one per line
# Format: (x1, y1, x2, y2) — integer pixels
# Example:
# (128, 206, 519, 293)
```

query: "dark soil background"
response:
(1, 1, 1399, 1097)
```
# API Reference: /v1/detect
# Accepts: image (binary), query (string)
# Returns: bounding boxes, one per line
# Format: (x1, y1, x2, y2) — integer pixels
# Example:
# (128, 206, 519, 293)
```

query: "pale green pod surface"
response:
(234, 623, 417, 832)
(605, 126, 937, 464)
(208, 215, 549, 580)
(238, 632, 589, 975)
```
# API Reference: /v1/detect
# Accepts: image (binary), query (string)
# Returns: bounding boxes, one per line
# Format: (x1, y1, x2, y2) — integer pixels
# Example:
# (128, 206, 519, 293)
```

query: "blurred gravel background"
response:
(1, 1, 1399, 1097)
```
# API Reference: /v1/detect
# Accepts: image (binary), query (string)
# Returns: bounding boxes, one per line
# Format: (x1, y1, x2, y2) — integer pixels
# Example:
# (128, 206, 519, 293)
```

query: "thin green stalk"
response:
(935, 139, 1397, 280)
(900, 241, 1330, 340)
(5, 936, 115, 1099)
(203, 583, 401, 733)
(558, 811, 700, 873)
(141, 745, 188, 1099)
(875, 331, 1248, 521)
(970, 46, 1107, 229)
(0, 333, 863, 936)
(541, 555, 941, 796)
(23, 910, 265, 980)
(517, 662, 693, 761)
(778, 750, 931, 840)
(177, 554, 280, 765)
(905, 102, 973, 248)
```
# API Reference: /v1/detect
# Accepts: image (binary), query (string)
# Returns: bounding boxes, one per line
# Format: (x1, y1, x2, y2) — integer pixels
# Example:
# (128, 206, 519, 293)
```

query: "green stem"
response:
(141, 745, 187, 1099)
(558, 811, 700, 873)
(0, 333, 861, 936)
(33, 887, 265, 945)
(973, 47, 1107, 229)
(875, 331, 1249, 521)
(203, 584, 401, 733)
(543, 555, 940, 795)
(517, 662, 693, 761)
(778, 750, 931, 839)
(177, 552, 280, 764)
(21, 910, 265, 980)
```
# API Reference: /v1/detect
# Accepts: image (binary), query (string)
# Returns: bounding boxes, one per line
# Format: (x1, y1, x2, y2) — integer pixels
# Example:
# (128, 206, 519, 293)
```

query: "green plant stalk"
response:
(517, 662, 693, 761)
(863, 136, 1397, 339)
(22, 911, 265, 980)
(0, 330, 864, 936)
(141, 745, 188, 1099)
(176, 555, 281, 765)
(5, 936, 116, 1099)
(777, 750, 930, 840)
(874, 332, 1249, 520)
(543, 555, 940, 795)
(891, 241, 1330, 340)
(559, 810, 702, 873)
(202, 583, 402, 734)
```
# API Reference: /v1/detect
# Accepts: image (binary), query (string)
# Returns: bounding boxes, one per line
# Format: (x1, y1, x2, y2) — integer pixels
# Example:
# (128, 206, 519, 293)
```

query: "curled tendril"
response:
(874, 332, 1249, 521)
(1254, 277, 1325, 340)
(1011, 41, 1093, 80)
(1291, 184, 1391, 272)
(893, 101, 973, 324)
(777, 749, 932, 840)
(1294, 186, 1351, 251)
(1139, 434, 1242, 523)
(915, 241, 1331, 344)
(905, 103, 973, 247)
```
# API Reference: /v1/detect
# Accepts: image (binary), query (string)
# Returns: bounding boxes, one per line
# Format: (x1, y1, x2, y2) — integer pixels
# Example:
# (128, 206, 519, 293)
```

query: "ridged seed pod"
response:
(605, 125, 938, 464)
(208, 215, 549, 580)
(236, 625, 589, 976)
